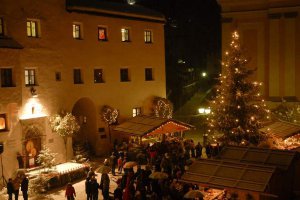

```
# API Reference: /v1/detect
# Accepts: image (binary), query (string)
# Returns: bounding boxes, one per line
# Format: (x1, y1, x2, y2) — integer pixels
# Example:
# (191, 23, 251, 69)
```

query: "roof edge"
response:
(66, 6, 166, 23)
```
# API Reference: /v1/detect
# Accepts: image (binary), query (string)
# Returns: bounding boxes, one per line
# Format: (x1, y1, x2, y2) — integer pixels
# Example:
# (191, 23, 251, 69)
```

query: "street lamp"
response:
(198, 107, 211, 115)
(201, 72, 207, 77)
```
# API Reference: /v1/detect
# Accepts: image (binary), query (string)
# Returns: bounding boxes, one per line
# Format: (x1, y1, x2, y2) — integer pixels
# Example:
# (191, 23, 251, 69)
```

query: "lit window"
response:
(27, 20, 39, 37)
(144, 30, 152, 43)
(120, 68, 129, 82)
(121, 28, 130, 42)
(145, 68, 153, 81)
(133, 107, 141, 117)
(94, 69, 104, 83)
(98, 27, 107, 41)
(0, 18, 4, 36)
(73, 24, 82, 39)
(25, 69, 36, 86)
(73, 69, 83, 84)
(1, 68, 13, 87)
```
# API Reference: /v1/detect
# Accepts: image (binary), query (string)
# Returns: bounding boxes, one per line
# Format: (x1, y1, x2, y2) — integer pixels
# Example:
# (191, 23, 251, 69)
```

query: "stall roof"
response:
(260, 121, 300, 139)
(0, 36, 23, 49)
(113, 115, 194, 137)
(181, 159, 276, 193)
(218, 145, 299, 170)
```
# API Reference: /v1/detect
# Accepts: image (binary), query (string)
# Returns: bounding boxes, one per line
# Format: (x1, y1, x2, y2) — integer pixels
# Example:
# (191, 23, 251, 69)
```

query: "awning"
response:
(0, 36, 23, 49)
(181, 159, 276, 193)
(260, 121, 300, 139)
(113, 115, 194, 137)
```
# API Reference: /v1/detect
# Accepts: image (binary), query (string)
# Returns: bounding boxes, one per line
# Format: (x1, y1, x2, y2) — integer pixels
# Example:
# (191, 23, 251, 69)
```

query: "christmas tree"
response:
(207, 31, 270, 146)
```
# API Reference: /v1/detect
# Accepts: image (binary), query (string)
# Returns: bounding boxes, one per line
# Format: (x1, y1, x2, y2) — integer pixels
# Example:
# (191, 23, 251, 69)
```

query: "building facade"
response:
(0, 0, 166, 178)
(218, 0, 300, 105)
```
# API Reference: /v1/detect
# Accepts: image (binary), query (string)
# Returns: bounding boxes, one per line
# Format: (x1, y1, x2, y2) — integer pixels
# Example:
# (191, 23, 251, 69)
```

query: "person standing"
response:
(85, 177, 92, 200)
(110, 152, 117, 176)
(90, 176, 99, 200)
(65, 183, 76, 200)
(21, 175, 29, 200)
(12, 176, 21, 200)
(7, 178, 14, 200)
(100, 172, 110, 200)
(195, 142, 202, 158)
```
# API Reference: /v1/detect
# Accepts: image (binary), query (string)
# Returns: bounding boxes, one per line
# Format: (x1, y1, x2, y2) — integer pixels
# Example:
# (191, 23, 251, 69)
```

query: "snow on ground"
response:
(0, 170, 120, 200)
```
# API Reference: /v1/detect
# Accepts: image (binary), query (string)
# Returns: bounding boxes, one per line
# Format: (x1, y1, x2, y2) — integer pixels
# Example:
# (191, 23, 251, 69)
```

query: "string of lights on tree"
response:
(101, 105, 119, 125)
(207, 31, 270, 146)
(153, 97, 173, 119)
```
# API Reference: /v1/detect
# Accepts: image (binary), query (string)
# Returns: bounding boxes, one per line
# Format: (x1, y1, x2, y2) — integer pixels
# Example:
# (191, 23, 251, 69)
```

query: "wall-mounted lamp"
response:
(30, 87, 38, 97)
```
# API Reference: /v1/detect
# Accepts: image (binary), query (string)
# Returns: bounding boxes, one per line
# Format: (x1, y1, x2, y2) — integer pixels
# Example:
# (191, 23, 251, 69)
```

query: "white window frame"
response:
(73, 23, 82, 39)
(27, 19, 40, 38)
(121, 28, 130, 42)
(133, 107, 141, 117)
(144, 30, 153, 43)
(25, 69, 36, 86)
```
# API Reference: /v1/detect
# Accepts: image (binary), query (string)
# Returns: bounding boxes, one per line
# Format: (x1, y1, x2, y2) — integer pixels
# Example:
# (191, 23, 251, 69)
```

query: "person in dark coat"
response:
(7, 178, 14, 200)
(110, 152, 117, 176)
(100, 172, 110, 200)
(195, 142, 202, 158)
(114, 185, 123, 200)
(85, 177, 91, 200)
(90, 176, 99, 200)
(21, 176, 29, 200)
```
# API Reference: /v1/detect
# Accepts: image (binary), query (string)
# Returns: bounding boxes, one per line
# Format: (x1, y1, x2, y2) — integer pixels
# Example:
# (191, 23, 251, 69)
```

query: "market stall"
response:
(180, 159, 280, 200)
(260, 120, 300, 150)
(113, 115, 194, 144)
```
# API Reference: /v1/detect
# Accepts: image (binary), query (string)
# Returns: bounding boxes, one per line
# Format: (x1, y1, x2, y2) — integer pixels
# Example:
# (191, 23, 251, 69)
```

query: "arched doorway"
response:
(72, 98, 97, 154)
(23, 125, 42, 168)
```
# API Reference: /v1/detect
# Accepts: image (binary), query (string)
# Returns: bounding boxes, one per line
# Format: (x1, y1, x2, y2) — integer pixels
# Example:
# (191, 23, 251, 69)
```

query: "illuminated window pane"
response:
(133, 107, 141, 117)
(27, 20, 38, 37)
(98, 27, 107, 41)
(121, 28, 129, 42)
(94, 69, 104, 83)
(24, 69, 36, 86)
(144, 30, 152, 43)
(73, 24, 81, 39)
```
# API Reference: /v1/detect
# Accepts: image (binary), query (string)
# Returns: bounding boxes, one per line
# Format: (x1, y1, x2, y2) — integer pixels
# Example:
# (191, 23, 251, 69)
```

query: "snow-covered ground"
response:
(0, 170, 120, 200)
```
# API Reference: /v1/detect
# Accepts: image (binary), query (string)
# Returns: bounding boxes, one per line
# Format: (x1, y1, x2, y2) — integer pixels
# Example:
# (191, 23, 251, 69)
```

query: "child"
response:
(65, 183, 76, 200)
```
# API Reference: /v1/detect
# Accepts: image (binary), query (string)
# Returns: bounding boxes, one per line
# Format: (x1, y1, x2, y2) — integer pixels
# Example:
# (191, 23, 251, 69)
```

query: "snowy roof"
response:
(66, 0, 165, 23)
(259, 121, 300, 139)
(218, 145, 299, 170)
(113, 115, 194, 137)
(181, 159, 276, 193)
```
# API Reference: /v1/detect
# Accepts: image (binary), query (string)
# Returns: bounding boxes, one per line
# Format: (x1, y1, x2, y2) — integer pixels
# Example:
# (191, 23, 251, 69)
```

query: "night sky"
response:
(137, 0, 221, 109)
(111, 0, 221, 109)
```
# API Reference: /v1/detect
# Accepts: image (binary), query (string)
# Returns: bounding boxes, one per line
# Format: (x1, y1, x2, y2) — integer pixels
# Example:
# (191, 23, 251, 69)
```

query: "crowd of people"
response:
(90, 138, 222, 200)
(5, 137, 222, 200)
